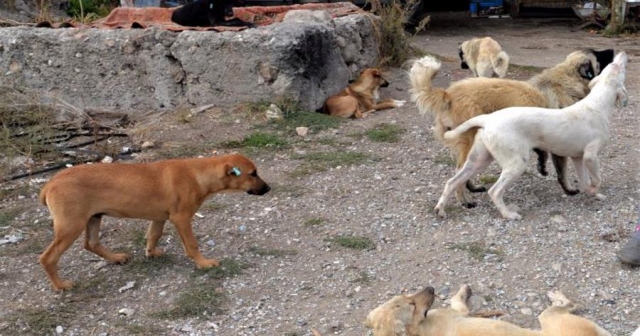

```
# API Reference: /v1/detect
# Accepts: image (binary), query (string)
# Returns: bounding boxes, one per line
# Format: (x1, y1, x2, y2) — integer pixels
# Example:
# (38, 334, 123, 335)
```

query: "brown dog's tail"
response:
(409, 55, 452, 116)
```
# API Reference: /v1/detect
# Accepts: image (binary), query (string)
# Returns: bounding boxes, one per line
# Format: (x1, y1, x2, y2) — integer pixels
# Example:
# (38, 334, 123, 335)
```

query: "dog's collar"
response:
(231, 167, 241, 176)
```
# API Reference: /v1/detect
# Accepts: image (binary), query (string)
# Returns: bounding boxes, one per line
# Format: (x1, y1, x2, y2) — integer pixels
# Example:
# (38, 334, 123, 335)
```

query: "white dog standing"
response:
(435, 52, 629, 220)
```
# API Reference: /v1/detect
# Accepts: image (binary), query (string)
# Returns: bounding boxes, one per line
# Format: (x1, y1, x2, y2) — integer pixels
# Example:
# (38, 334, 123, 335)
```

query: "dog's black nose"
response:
(381, 81, 390, 88)
(425, 286, 435, 294)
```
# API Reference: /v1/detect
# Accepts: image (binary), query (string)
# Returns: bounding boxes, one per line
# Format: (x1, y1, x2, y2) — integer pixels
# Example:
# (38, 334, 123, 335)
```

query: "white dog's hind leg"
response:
(436, 140, 493, 218)
(487, 160, 527, 220)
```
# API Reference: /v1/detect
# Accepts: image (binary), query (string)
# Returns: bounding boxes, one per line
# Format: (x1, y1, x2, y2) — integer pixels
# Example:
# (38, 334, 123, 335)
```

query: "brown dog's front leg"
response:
(146, 220, 166, 257)
(170, 214, 220, 268)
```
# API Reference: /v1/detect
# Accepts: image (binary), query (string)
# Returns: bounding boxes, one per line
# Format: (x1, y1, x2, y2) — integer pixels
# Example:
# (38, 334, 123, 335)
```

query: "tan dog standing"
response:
(365, 285, 612, 336)
(459, 37, 510, 78)
(38, 153, 270, 291)
(322, 68, 405, 118)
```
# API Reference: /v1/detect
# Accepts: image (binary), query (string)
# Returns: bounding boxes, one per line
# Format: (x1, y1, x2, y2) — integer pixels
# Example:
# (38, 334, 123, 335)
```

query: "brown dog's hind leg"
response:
(552, 154, 579, 196)
(40, 219, 86, 291)
(170, 214, 220, 268)
(145, 220, 166, 257)
(84, 215, 131, 264)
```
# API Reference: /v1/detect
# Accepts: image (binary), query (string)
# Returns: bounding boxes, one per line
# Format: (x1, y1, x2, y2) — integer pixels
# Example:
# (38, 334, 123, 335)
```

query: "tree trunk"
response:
(604, 0, 626, 36)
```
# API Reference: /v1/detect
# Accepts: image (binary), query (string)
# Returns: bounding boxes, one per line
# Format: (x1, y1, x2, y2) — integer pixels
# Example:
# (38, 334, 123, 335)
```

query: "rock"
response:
(0, 11, 377, 113)
(101, 156, 114, 163)
(0, 234, 24, 245)
(266, 104, 284, 120)
(296, 126, 309, 137)
(520, 308, 533, 315)
(550, 214, 566, 224)
(141, 141, 155, 149)
(56, 326, 64, 334)
(118, 281, 136, 293)
(118, 308, 135, 316)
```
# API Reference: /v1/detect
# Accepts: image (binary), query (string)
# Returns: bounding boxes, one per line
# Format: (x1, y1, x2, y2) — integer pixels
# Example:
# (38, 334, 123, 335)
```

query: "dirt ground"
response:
(1, 13, 639, 336)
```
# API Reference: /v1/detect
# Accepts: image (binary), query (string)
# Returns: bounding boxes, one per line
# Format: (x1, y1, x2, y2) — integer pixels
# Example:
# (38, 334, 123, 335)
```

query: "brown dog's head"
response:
(566, 48, 615, 81)
(221, 154, 270, 196)
(356, 68, 390, 89)
(364, 286, 435, 336)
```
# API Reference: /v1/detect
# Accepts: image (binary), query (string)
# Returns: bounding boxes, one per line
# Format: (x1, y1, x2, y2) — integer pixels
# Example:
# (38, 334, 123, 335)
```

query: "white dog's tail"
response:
(443, 114, 490, 140)
(409, 55, 452, 115)
(491, 51, 510, 78)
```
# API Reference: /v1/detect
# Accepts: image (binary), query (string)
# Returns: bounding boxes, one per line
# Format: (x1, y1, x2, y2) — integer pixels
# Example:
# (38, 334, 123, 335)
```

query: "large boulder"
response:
(0, 13, 379, 113)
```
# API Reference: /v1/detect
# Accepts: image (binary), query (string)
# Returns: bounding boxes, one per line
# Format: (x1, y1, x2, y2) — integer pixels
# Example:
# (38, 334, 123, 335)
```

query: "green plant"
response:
(304, 217, 326, 227)
(67, 0, 118, 21)
(447, 241, 503, 261)
(290, 151, 373, 177)
(221, 132, 288, 149)
(326, 236, 376, 250)
(365, 123, 405, 142)
(248, 247, 298, 257)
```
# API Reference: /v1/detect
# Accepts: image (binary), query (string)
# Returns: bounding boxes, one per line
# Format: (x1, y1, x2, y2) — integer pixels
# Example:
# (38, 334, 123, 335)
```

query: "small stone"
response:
(118, 281, 135, 293)
(141, 141, 155, 149)
(383, 214, 393, 220)
(206, 239, 216, 246)
(296, 126, 309, 137)
(93, 261, 108, 270)
(56, 326, 64, 334)
(101, 156, 114, 163)
(520, 308, 533, 315)
(551, 214, 566, 224)
(265, 104, 283, 120)
(118, 308, 135, 316)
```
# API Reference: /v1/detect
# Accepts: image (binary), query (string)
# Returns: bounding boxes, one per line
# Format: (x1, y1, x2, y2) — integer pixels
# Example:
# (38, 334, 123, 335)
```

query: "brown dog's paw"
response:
(53, 279, 75, 292)
(111, 253, 132, 264)
(196, 258, 220, 269)
(145, 248, 165, 258)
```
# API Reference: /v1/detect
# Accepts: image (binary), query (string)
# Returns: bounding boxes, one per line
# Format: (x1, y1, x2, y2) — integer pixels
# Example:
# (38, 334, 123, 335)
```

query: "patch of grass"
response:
(248, 247, 298, 257)
(304, 217, 326, 227)
(157, 142, 213, 159)
(478, 174, 498, 185)
(290, 151, 373, 177)
(509, 63, 544, 74)
(176, 108, 192, 123)
(433, 153, 455, 166)
(326, 235, 376, 251)
(350, 271, 373, 285)
(365, 123, 405, 143)
(446, 241, 503, 261)
(251, 96, 344, 133)
(202, 201, 227, 212)
(7, 305, 76, 335)
(221, 132, 288, 150)
(67, 0, 118, 22)
(0, 207, 23, 226)
(370, 0, 429, 68)
(192, 258, 249, 280)
(124, 254, 175, 276)
(153, 286, 226, 319)
(116, 322, 164, 335)
(271, 184, 307, 198)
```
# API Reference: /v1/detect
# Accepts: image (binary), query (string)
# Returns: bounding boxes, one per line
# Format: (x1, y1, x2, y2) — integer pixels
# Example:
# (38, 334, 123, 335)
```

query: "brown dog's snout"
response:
(247, 181, 271, 196)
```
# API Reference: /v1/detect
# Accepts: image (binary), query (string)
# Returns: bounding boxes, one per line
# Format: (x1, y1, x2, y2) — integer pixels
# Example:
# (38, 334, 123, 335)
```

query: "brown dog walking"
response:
(39, 153, 270, 291)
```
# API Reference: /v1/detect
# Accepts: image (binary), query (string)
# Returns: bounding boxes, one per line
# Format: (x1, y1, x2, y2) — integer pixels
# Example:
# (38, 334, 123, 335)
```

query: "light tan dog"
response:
(459, 37, 510, 78)
(322, 68, 405, 118)
(410, 48, 614, 207)
(365, 285, 612, 336)
(38, 153, 270, 291)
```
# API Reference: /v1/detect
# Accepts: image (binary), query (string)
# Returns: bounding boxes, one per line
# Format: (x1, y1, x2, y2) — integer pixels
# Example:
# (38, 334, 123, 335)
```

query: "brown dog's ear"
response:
(578, 61, 595, 80)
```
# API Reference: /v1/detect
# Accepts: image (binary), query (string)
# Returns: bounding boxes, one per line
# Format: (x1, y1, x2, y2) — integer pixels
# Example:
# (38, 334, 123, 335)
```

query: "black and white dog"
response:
(171, 0, 254, 27)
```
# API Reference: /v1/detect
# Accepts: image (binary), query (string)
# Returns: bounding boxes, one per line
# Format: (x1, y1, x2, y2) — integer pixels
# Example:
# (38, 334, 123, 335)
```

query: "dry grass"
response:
(370, 0, 430, 68)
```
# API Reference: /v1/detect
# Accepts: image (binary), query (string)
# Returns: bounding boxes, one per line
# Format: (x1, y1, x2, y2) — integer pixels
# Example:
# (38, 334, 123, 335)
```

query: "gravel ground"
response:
(1, 14, 639, 336)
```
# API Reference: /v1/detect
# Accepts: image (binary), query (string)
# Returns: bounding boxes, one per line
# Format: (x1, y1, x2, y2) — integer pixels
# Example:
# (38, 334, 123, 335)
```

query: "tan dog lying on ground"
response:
(38, 153, 270, 291)
(410, 48, 614, 208)
(322, 68, 405, 118)
(459, 37, 510, 78)
(365, 284, 612, 336)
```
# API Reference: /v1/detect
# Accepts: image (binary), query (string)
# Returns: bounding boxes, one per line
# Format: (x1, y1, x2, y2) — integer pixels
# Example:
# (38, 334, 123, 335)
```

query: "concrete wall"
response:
(0, 13, 379, 113)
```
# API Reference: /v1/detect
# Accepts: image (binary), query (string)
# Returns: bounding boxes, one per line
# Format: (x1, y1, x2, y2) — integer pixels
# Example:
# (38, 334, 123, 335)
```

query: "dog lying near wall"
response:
(459, 37, 510, 78)
(410, 48, 614, 207)
(365, 284, 612, 336)
(38, 153, 270, 291)
(322, 68, 405, 118)
(435, 52, 628, 220)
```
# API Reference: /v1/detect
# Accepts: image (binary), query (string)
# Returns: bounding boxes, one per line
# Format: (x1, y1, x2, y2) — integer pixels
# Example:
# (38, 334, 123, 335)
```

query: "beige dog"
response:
(435, 52, 628, 220)
(38, 153, 270, 291)
(322, 68, 405, 118)
(365, 285, 612, 336)
(459, 37, 510, 78)
(410, 48, 614, 207)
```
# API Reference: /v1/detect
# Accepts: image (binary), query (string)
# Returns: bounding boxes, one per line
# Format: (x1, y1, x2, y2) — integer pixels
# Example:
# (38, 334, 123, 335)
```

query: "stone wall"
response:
(0, 13, 379, 113)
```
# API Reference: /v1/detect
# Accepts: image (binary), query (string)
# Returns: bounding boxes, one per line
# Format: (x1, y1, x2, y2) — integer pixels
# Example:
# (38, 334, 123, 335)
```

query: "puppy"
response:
(459, 37, 510, 78)
(410, 48, 615, 207)
(435, 52, 628, 220)
(322, 68, 405, 118)
(365, 284, 612, 336)
(171, 0, 253, 28)
(38, 153, 270, 291)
